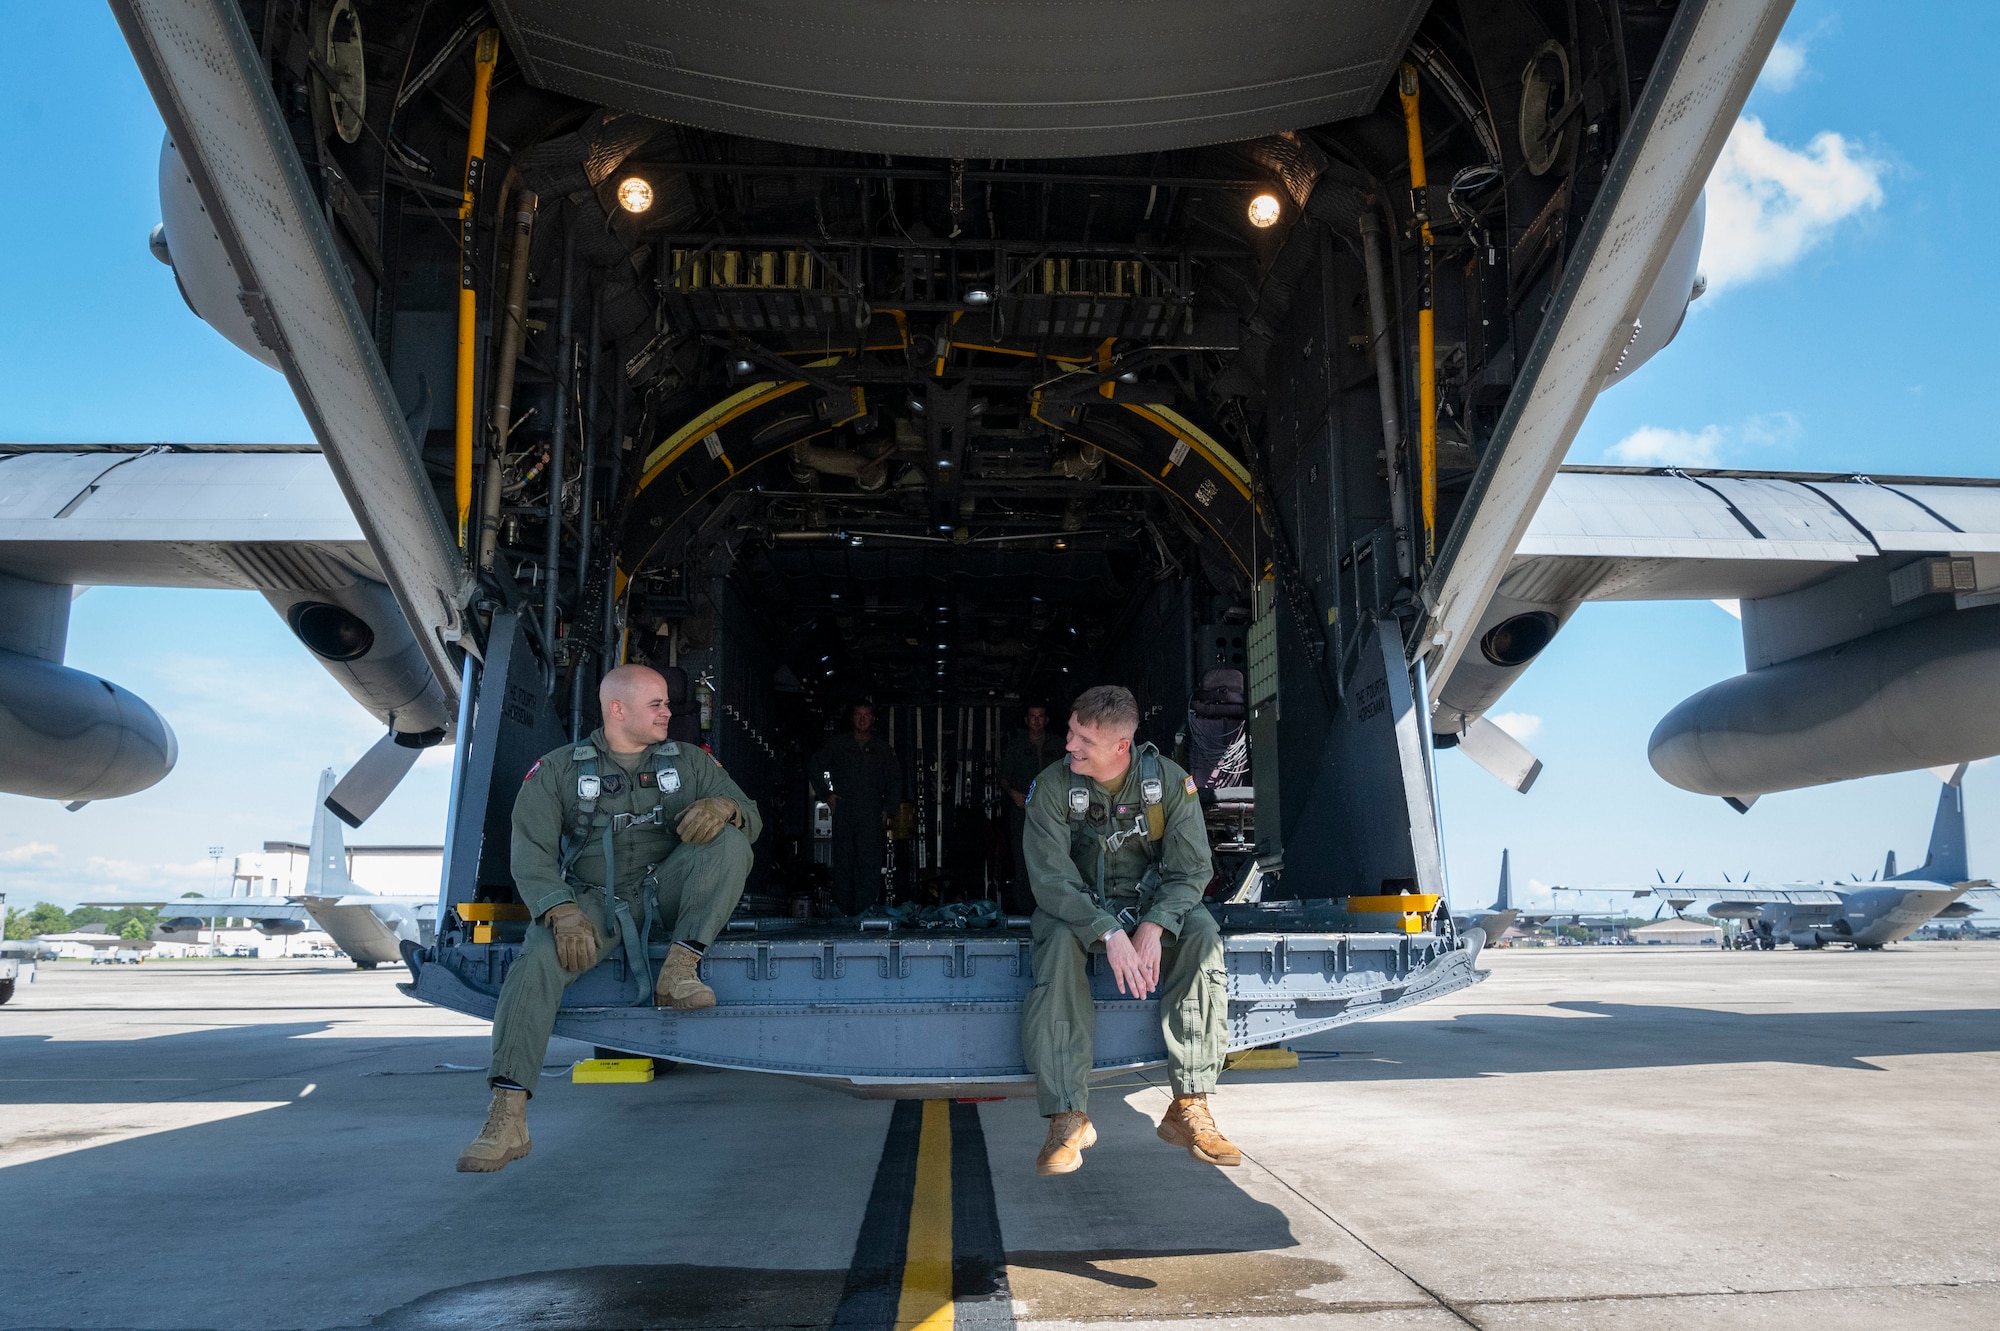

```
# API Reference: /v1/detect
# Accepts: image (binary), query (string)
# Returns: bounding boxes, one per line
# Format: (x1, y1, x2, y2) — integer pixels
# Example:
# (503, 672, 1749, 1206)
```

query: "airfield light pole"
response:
(207, 847, 224, 955)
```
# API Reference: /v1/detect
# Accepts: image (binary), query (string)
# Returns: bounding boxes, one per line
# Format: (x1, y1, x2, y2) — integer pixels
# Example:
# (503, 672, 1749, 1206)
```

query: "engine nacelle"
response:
(1650, 605, 2000, 798)
(153, 134, 281, 370)
(256, 918, 308, 937)
(263, 578, 454, 736)
(0, 649, 178, 801)
(159, 917, 208, 935)
(1704, 902, 1763, 921)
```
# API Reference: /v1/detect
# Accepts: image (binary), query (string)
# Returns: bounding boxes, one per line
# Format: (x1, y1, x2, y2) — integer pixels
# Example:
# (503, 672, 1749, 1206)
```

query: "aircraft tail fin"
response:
(1898, 765, 1969, 884)
(303, 768, 361, 896)
(1494, 849, 1512, 911)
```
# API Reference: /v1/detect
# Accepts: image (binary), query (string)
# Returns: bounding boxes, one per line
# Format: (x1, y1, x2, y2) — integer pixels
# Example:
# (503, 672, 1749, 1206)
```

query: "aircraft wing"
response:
(1509, 470, 2000, 605)
(1657, 886, 1847, 905)
(0, 446, 368, 588)
(92, 897, 308, 923)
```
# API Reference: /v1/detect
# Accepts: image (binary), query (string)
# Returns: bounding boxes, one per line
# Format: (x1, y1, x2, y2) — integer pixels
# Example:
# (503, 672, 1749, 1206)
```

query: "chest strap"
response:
(1064, 743, 1169, 912)
(552, 740, 678, 1004)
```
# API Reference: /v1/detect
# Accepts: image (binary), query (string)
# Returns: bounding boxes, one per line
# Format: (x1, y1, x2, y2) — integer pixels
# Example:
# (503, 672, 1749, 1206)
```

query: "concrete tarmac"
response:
(2, 945, 1998, 1329)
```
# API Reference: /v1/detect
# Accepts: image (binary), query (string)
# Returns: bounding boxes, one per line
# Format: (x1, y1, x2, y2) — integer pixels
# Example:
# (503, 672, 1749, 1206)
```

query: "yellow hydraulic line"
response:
(1399, 61, 1437, 563)
(453, 30, 500, 552)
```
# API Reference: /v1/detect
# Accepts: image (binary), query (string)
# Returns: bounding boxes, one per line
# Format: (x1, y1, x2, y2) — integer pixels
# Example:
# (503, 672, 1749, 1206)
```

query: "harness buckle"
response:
(1103, 814, 1149, 853)
(611, 806, 664, 832)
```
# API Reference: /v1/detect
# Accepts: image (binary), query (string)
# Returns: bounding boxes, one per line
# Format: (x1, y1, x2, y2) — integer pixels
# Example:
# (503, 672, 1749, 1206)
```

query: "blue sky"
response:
(1, 4, 1992, 909)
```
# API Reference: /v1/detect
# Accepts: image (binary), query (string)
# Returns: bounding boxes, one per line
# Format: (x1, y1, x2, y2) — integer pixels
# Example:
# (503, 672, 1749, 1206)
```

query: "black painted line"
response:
(833, 1099, 924, 1328)
(949, 1101, 1016, 1328)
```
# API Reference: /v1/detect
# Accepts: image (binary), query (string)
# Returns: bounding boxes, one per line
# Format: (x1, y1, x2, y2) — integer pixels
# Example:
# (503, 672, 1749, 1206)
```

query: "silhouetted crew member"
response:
(457, 665, 761, 1173)
(809, 702, 902, 914)
(1000, 703, 1060, 914)
(1019, 684, 1239, 1176)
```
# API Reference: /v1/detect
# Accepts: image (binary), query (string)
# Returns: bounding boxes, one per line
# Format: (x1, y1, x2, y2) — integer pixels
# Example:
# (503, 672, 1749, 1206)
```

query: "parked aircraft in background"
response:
(1620, 767, 1985, 949)
(1455, 850, 1522, 945)
(95, 770, 436, 968)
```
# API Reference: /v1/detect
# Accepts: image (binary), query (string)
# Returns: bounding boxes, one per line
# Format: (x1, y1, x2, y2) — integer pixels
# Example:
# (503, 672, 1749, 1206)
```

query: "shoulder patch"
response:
(524, 759, 542, 782)
(1184, 775, 1197, 795)
(1026, 777, 1036, 802)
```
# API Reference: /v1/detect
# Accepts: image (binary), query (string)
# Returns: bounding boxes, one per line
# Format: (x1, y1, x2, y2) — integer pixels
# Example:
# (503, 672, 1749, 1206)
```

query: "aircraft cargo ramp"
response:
(406, 911, 1484, 1095)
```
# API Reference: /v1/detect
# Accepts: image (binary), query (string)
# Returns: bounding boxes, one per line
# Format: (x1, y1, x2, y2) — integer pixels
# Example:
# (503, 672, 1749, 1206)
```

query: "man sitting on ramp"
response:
(458, 664, 761, 1173)
(1019, 684, 1238, 1175)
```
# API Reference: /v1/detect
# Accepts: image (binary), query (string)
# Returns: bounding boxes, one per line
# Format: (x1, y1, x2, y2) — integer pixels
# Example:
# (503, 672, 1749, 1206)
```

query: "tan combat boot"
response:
(1035, 1111, 1097, 1176)
(455, 1087, 530, 1173)
(1157, 1094, 1241, 1166)
(654, 943, 716, 1010)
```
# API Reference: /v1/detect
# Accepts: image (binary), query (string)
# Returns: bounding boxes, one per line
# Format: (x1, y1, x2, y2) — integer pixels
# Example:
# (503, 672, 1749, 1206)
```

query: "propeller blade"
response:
(324, 731, 427, 828)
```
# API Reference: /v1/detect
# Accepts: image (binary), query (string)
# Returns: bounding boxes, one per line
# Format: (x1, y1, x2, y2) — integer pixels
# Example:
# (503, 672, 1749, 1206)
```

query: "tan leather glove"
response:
(544, 902, 599, 973)
(676, 797, 741, 845)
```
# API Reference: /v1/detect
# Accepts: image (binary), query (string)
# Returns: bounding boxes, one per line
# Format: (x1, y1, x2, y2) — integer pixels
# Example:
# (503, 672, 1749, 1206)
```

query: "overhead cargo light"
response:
(1247, 193, 1282, 228)
(616, 177, 654, 213)
(964, 287, 993, 305)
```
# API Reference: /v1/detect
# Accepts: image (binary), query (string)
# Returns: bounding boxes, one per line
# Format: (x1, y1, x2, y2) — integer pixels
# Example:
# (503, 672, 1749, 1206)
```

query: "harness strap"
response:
(1065, 744, 1169, 919)
(552, 742, 657, 1004)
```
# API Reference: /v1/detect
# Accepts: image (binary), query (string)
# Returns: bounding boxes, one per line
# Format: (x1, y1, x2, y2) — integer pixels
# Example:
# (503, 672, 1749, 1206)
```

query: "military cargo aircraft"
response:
(96, 769, 438, 968)
(6, 0, 1999, 1091)
(1644, 766, 1987, 949)
(1455, 849, 1523, 944)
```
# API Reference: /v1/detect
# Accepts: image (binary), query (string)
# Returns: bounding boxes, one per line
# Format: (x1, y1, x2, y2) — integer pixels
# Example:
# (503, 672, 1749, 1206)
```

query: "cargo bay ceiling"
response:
(209, 0, 1699, 712)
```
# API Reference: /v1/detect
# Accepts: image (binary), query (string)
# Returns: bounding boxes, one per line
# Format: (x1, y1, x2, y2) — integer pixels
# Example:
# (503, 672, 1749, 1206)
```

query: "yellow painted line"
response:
(895, 1099, 955, 1330)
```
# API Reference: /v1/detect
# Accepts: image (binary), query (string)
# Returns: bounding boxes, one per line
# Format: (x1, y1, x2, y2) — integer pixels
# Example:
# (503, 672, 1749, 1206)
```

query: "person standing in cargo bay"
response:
(1019, 684, 1238, 1176)
(809, 702, 902, 915)
(457, 664, 761, 1173)
(1000, 702, 1060, 915)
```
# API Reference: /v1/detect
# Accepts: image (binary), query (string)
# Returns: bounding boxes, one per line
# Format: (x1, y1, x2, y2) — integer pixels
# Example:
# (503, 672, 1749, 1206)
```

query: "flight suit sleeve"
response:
(1023, 773, 1121, 946)
(510, 752, 576, 918)
(688, 747, 763, 844)
(1141, 764, 1215, 937)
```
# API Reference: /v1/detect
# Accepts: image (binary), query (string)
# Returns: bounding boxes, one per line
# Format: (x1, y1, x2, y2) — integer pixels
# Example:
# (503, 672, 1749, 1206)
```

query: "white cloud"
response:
(1700, 117, 1884, 293)
(1607, 424, 1726, 467)
(0, 841, 58, 864)
(1492, 712, 1543, 742)
(83, 856, 217, 885)
(1606, 412, 1800, 467)
(1758, 38, 1807, 93)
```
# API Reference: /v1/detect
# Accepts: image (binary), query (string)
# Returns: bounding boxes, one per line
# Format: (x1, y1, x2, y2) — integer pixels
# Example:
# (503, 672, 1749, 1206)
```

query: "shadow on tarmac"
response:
(1253, 1002, 2000, 1081)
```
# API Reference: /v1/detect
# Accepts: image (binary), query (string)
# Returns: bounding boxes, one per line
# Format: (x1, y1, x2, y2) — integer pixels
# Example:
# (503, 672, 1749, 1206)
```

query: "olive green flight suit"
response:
(1000, 727, 1061, 914)
(1018, 746, 1226, 1116)
(488, 730, 763, 1091)
(808, 731, 902, 914)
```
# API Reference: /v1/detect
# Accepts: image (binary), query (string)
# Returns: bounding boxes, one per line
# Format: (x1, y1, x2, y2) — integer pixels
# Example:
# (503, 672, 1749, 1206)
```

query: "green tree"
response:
(120, 917, 149, 941)
(6, 902, 71, 939)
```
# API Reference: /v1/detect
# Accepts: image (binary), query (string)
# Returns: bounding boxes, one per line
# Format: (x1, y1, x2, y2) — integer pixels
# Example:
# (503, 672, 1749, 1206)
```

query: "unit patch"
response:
(524, 759, 542, 781)
(638, 770, 655, 788)
(600, 772, 625, 796)
(660, 767, 682, 794)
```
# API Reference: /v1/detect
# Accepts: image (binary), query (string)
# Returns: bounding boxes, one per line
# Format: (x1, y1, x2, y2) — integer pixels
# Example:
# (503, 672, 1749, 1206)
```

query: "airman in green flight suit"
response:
(1018, 684, 1241, 1176)
(457, 664, 761, 1173)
